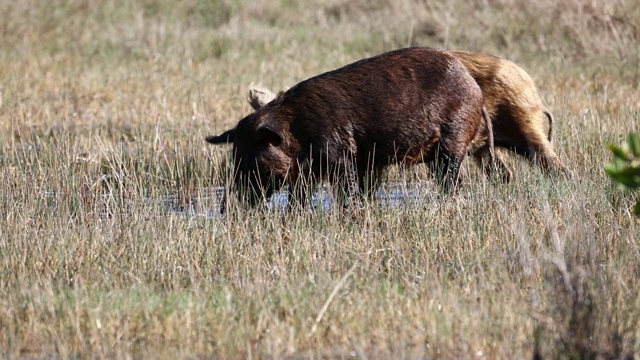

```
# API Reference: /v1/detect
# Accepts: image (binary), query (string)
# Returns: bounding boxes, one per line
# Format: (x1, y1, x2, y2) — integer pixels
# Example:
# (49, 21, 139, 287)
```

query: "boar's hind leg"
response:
(433, 146, 464, 192)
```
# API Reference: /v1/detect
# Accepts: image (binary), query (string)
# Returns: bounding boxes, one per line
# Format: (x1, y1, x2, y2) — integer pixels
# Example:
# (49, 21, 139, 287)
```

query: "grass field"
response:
(1, 0, 639, 358)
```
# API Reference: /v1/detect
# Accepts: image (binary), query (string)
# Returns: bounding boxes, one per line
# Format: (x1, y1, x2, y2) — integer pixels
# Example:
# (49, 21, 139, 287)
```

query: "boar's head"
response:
(206, 109, 296, 206)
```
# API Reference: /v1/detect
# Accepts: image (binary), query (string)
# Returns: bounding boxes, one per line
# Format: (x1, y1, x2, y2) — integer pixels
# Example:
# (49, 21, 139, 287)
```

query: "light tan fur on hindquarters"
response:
(447, 50, 568, 176)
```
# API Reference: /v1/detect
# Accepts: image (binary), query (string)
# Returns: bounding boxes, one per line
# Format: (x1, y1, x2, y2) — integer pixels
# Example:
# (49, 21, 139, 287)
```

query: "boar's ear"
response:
(205, 128, 236, 144)
(247, 83, 278, 110)
(255, 121, 283, 147)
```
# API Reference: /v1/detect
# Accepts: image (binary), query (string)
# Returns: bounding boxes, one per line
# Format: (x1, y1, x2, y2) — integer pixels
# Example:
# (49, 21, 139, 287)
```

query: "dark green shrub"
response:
(606, 133, 640, 216)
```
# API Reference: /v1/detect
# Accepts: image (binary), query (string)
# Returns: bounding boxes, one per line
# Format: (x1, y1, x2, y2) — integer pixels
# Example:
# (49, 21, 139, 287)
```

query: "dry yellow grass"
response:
(1, 0, 639, 358)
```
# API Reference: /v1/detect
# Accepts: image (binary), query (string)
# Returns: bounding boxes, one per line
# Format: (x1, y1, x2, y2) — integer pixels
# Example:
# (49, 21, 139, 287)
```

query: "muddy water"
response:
(164, 182, 440, 218)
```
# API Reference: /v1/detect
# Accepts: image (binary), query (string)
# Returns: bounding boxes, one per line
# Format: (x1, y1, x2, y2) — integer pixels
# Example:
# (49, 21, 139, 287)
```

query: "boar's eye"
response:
(255, 126, 282, 146)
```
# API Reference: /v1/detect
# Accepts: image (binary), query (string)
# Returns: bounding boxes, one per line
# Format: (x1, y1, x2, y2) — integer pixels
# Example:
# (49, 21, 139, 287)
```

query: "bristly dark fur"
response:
(206, 47, 494, 208)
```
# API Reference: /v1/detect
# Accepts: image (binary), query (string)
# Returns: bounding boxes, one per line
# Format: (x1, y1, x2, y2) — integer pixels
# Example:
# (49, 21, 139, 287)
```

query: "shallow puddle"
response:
(164, 181, 441, 218)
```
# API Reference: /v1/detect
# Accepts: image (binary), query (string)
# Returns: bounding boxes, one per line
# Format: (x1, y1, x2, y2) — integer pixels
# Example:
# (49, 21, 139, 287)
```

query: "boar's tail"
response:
(544, 110, 555, 142)
(483, 106, 495, 162)
(205, 128, 236, 144)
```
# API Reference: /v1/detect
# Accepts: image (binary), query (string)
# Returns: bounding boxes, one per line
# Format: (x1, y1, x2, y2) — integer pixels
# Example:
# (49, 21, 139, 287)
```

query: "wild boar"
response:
(249, 50, 569, 180)
(206, 47, 494, 208)
(448, 51, 568, 176)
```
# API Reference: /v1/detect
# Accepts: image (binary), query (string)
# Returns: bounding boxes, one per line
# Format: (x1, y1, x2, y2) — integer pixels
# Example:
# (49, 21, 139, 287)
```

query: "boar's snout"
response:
(233, 171, 268, 207)
(233, 158, 282, 207)
(211, 112, 293, 208)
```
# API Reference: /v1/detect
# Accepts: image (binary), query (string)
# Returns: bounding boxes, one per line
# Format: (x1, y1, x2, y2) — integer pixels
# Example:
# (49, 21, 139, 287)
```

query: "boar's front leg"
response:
(287, 174, 317, 211)
(330, 154, 363, 209)
(429, 142, 466, 193)
(437, 150, 463, 192)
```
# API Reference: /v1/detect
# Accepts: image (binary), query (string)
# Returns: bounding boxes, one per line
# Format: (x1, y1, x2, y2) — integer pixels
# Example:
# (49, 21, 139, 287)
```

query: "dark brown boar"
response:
(448, 50, 568, 176)
(249, 51, 569, 180)
(206, 47, 493, 208)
